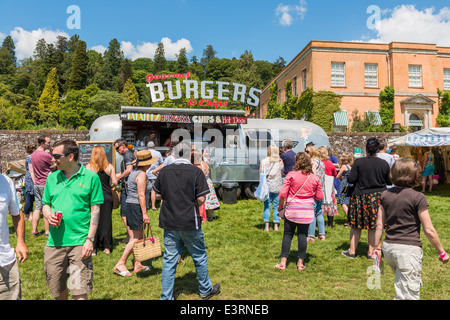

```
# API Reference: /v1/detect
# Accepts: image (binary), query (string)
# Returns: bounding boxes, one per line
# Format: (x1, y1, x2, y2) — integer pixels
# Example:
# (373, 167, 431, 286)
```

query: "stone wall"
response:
(0, 130, 89, 172)
(0, 130, 406, 173)
(327, 132, 407, 159)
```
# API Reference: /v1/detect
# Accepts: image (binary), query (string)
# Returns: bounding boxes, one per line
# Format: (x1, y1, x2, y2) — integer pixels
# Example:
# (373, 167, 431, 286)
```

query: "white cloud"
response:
(9, 27, 69, 60)
(91, 45, 107, 54)
(365, 5, 450, 46)
(276, 0, 307, 26)
(121, 37, 193, 60)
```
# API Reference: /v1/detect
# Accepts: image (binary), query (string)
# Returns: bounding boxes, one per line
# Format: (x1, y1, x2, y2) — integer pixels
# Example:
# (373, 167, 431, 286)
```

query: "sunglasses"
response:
(53, 153, 70, 159)
(115, 145, 123, 151)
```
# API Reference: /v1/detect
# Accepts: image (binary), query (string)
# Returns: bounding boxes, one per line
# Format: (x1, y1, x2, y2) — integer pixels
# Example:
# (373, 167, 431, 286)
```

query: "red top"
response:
(279, 171, 323, 201)
(323, 160, 337, 177)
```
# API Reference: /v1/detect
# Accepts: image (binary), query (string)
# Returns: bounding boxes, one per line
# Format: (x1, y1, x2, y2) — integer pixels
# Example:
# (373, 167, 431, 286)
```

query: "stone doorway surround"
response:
(400, 94, 435, 129)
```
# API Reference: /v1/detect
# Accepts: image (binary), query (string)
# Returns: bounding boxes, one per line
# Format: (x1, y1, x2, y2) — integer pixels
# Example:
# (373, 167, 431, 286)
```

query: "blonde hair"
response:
(305, 145, 320, 159)
(267, 145, 280, 162)
(89, 146, 109, 172)
(318, 146, 329, 161)
(339, 152, 353, 166)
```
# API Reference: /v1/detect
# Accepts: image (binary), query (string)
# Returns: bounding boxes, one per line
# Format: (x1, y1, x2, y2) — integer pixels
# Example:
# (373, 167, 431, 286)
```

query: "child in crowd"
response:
(336, 152, 353, 227)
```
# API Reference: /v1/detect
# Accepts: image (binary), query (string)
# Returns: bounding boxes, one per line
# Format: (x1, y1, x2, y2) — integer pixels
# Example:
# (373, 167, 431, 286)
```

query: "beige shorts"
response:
(44, 246, 93, 298)
(382, 241, 423, 300)
(0, 260, 21, 300)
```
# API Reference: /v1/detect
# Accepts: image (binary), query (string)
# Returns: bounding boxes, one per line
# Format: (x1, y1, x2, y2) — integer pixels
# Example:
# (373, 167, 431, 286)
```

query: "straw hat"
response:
(132, 150, 158, 167)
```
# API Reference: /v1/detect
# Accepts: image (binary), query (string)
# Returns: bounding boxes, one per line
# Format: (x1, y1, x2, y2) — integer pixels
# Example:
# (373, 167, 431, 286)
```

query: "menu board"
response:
(77, 141, 115, 169)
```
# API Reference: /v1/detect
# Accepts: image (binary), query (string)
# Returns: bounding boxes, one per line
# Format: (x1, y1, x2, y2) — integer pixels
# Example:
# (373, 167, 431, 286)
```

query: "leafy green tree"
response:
(122, 77, 140, 106)
(117, 58, 133, 92)
(37, 67, 60, 124)
(350, 109, 379, 132)
(201, 45, 217, 73)
(437, 88, 450, 127)
(68, 40, 88, 90)
(379, 85, 395, 131)
(272, 56, 286, 77)
(153, 42, 166, 74)
(0, 36, 16, 75)
(175, 48, 189, 73)
(188, 55, 204, 79)
(132, 58, 153, 73)
(266, 82, 282, 118)
(297, 87, 314, 120)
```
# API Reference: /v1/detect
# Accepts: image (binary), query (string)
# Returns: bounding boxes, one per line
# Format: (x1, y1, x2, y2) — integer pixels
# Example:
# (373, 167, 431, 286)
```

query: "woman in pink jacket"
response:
(275, 152, 323, 271)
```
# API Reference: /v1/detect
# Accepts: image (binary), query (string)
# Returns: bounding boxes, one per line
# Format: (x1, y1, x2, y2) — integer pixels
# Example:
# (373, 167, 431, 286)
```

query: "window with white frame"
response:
(302, 69, 307, 91)
(444, 69, 450, 91)
(331, 62, 345, 86)
(408, 65, 422, 87)
(365, 63, 378, 87)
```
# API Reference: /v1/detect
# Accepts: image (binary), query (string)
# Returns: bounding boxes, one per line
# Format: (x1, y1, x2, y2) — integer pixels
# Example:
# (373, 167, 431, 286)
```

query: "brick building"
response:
(259, 40, 450, 131)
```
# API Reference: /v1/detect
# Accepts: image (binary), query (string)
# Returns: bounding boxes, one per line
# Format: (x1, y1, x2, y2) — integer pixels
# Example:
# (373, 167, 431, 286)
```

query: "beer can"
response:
(55, 211, 62, 226)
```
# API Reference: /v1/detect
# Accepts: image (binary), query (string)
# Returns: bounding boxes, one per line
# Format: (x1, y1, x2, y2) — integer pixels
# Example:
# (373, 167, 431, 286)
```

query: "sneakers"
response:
(342, 250, 356, 259)
(201, 284, 221, 300)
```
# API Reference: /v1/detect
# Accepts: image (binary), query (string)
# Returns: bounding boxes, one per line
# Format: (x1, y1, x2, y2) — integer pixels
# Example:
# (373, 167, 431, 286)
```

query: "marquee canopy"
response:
(387, 127, 450, 147)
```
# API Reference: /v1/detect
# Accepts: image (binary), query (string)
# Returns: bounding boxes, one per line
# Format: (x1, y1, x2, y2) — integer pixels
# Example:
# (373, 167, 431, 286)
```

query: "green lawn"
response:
(9, 185, 450, 300)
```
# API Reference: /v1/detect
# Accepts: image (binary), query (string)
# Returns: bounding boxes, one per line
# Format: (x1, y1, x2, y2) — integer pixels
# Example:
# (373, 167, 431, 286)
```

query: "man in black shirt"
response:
(114, 138, 135, 242)
(153, 142, 220, 300)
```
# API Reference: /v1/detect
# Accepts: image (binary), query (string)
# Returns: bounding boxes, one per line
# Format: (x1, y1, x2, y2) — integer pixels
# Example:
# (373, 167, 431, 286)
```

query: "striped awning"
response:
(409, 120, 423, 127)
(365, 111, 382, 126)
(333, 111, 348, 126)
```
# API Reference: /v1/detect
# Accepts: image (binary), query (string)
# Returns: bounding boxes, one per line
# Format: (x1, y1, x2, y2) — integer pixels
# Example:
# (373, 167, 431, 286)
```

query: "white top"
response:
(0, 174, 20, 267)
(146, 149, 164, 180)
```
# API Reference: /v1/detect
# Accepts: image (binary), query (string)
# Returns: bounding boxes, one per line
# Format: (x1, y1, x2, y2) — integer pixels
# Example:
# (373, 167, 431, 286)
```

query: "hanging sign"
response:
(120, 112, 247, 124)
(146, 73, 261, 107)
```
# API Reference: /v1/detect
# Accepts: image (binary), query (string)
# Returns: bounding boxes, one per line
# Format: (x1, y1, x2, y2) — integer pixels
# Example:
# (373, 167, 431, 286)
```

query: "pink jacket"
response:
(279, 171, 323, 202)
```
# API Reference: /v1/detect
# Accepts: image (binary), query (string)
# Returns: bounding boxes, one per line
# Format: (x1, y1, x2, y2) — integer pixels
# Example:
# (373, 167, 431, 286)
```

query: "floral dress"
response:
(337, 165, 351, 205)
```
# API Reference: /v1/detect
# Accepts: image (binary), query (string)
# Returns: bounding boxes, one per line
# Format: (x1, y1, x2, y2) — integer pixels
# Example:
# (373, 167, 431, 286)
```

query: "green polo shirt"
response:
(42, 164, 104, 247)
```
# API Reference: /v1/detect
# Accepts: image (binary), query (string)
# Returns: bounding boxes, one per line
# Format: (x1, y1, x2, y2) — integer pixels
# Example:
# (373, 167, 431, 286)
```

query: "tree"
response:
(122, 77, 140, 106)
(379, 85, 395, 131)
(68, 40, 88, 90)
(153, 42, 166, 74)
(350, 109, 379, 132)
(201, 45, 217, 73)
(117, 58, 133, 92)
(99, 38, 123, 90)
(272, 56, 286, 77)
(175, 48, 189, 73)
(37, 67, 60, 125)
(266, 82, 282, 118)
(0, 36, 16, 75)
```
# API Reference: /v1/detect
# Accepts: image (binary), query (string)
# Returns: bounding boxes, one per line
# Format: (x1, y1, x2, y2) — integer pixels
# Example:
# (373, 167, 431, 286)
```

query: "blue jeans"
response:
(308, 200, 325, 237)
(160, 229, 213, 300)
(264, 193, 280, 223)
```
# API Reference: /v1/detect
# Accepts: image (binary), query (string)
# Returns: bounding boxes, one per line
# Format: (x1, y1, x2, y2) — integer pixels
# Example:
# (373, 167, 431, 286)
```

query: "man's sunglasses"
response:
(53, 153, 70, 159)
(115, 145, 123, 151)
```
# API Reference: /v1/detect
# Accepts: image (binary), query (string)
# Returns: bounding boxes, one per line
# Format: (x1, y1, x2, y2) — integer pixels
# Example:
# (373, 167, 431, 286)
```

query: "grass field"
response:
(8, 185, 450, 300)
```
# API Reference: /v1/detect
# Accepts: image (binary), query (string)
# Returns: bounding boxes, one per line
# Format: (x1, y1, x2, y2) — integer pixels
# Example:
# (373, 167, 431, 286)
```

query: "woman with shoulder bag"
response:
(275, 152, 323, 271)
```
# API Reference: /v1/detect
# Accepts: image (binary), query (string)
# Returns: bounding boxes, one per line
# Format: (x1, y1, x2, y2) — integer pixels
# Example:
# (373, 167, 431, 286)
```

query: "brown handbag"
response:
(133, 223, 162, 262)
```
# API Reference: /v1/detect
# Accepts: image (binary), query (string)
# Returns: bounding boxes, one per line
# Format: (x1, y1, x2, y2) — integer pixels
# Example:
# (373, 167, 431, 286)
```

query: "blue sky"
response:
(1, 0, 450, 64)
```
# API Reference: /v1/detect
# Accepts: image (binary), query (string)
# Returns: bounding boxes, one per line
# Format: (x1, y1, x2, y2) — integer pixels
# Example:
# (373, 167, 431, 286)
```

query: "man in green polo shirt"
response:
(42, 139, 103, 300)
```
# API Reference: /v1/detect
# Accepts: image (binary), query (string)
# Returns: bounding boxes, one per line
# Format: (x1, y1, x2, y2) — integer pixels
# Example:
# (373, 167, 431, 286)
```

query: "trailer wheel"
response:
(244, 182, 258, 199)
(217, 184, 241, 200)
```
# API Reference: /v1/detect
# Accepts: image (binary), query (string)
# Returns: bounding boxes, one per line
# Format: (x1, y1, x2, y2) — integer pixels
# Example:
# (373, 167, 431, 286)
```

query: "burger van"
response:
(88, 106, 330, 199)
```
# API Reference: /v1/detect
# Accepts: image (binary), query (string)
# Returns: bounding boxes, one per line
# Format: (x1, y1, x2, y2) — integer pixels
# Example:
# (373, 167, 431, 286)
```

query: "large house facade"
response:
(259, 40, 450, 131)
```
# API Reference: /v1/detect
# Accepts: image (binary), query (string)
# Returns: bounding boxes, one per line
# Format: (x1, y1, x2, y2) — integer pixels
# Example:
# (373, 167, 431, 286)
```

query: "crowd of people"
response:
(263, 137, 448, 299)
(0, 134, 448, 301)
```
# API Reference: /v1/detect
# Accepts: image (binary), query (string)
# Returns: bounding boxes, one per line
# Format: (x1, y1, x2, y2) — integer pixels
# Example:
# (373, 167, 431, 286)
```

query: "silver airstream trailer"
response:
(89, 106, 330, 199)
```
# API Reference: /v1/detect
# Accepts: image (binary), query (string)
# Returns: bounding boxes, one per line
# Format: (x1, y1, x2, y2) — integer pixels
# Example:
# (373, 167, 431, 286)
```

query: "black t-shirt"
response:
(348, 156, 391, 195)
(381, 187, 429, 247)
(121, 149, 135, 187)
(153, 160, 210, 230)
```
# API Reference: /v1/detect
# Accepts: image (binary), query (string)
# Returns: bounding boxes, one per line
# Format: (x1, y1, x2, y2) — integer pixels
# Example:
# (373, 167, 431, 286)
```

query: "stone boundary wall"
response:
(0, 130, 406, 172)
(0, 130, 89, 172)
(327, 132, 407, 159)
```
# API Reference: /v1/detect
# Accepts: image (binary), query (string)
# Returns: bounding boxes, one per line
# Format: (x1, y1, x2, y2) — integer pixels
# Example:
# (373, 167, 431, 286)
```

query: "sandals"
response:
(297, 264, 306, 271)
(113, 266, 133, 277)
(133, 265, 151, 274)
(274, 263, 286, 271)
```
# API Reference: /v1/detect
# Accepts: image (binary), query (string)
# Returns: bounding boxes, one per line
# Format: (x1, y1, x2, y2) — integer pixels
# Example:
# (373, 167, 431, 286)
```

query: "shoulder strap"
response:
(287, 174, 311, 205)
